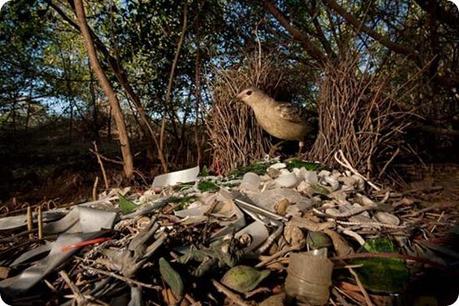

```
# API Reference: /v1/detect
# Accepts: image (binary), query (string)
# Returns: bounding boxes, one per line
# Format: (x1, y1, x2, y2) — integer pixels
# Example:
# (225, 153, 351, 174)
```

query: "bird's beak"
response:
(236, 92, 244, 100)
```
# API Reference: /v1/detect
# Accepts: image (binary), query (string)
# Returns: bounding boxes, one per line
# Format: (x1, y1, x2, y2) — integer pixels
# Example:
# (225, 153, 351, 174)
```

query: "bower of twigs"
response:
(308, 55, 413, 178)
(207, 53, 296, 174)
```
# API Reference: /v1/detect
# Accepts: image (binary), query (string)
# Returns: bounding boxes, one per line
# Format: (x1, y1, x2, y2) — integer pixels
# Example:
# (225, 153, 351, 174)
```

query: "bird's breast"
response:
(253, 108, 308, 141)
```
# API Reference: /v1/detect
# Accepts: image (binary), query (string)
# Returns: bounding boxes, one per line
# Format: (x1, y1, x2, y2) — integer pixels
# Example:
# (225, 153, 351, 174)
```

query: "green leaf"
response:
(118, 193, 137, 214)
(230, 162, 273, 177)
(197, 180, 219, 192)
(286, 159, 322, 171)
(353, 238, 410, 293)
(363, 237, 396, 253)
(159, 257, 184, 299)
(221, 265, 270, 293)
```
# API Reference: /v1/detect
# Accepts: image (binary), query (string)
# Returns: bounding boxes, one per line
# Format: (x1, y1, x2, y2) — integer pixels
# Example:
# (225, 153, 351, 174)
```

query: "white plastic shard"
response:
(0, 231, 106, 293)
(152, 166, 200, 188)
(43, 206, 118, 235)
(10, 243, 52, 267)
(235, 221, 269, 252)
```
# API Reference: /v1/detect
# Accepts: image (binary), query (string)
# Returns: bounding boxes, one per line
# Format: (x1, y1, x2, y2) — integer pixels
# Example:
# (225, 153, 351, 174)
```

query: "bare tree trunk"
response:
(74, 0, 134, 179)
(162, 3, 188, 161)
(49, 0, 168, 173)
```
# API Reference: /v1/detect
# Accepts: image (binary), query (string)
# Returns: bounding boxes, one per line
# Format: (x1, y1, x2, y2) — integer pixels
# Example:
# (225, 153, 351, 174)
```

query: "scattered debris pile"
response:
(0, 158, 457, 305)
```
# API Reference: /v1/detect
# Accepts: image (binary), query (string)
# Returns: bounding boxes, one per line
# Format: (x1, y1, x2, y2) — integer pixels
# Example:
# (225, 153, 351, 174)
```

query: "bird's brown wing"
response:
(275, 103, 305, 123)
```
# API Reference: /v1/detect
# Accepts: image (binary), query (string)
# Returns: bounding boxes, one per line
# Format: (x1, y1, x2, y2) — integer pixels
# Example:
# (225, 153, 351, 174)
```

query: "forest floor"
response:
(0, 122, 458, 305)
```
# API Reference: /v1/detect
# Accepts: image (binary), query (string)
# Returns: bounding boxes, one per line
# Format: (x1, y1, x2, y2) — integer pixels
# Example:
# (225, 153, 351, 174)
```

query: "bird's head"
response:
(236, 87, 265, 106)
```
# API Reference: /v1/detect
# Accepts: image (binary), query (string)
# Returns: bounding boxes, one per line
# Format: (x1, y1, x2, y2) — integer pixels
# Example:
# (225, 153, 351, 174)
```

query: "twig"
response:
(81, 265, 162, 291)
(59, 270, 87, 305)
(255, 244, 301, 268)
(348, 268, 373, 306)
(334, 150, 380, 191)
(92, 142, 109, 189)
(378, 147, 400, 178)
(92, 176, 99, 201)
(335, 220, 406, 229)
(430, 211, 444, 233)
(211, 279, 252, 306)
(27, 205, 33, 239)
(37, 205, 43, 240)
(312, 206, 378, 219)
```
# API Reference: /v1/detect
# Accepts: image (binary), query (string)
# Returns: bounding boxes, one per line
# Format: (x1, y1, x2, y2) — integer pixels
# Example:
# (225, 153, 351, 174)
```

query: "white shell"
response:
(240, 172, 261, 192)
(275, 173, 299, 188)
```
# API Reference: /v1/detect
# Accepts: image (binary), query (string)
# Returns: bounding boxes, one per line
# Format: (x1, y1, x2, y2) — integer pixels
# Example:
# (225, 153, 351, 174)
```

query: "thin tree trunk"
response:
(74, 0, 134, 179)
(161, 3, 188, 158)
(50, 0, 168, 173)
(194, 45, 202, 166)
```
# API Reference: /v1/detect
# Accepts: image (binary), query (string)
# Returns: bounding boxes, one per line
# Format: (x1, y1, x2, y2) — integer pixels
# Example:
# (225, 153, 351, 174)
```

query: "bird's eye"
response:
(246, 90, 252, 96)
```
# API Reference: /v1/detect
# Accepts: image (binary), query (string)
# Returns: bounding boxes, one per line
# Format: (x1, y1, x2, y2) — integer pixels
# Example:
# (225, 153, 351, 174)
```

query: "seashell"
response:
(275, 172, 299, 188)
(221, 265, 270, 293)
(240, 172, 261, 192)
(374, 212, 400, 225)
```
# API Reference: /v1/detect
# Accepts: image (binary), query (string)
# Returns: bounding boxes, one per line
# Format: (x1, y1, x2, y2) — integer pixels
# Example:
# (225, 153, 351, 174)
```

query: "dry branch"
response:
(308, 55, 414, 177)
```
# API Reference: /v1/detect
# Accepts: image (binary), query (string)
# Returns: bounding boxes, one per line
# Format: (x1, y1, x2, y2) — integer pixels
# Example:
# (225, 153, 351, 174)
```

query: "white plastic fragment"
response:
(43, 206, 118, 235)
(235, 221, 269, 252)
(152, 166, 200, 188)
(0, 231, 106, 293)
(268, 163, 287, 170)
